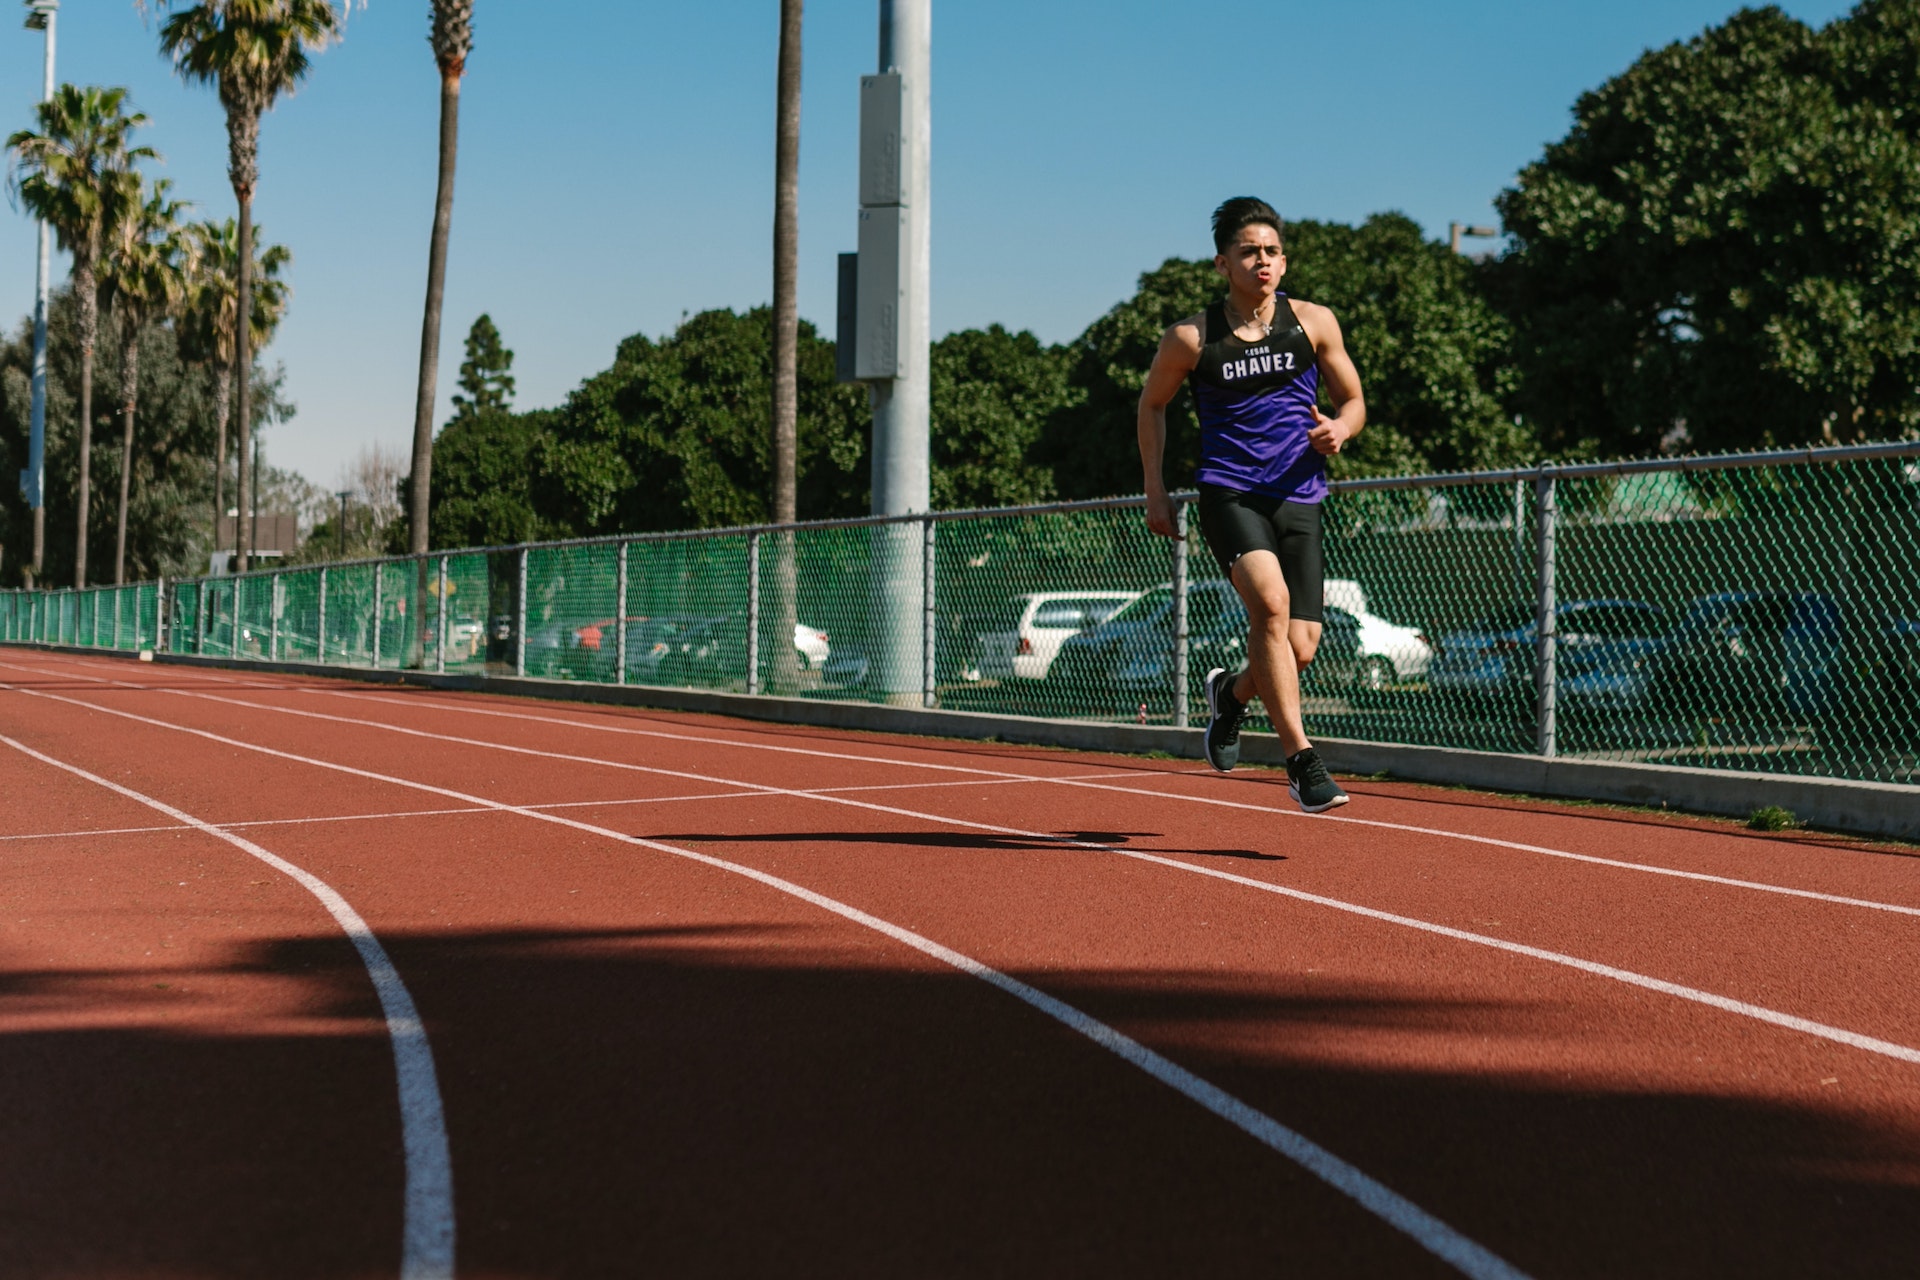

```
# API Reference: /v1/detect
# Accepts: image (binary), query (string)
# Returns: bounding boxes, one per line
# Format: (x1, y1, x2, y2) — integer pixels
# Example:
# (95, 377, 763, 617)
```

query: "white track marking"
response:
(0, 732, 456, 1280)
(87, 655, 1919, 921)
(0, 777, 1105, 845)
(17, 670, 1920, 1071)
(0, 681, 1526, 1279)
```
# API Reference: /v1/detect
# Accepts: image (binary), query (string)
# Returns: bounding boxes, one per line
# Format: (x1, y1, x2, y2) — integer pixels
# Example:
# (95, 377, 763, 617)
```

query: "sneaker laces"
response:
(1291, 750, 1332, 788)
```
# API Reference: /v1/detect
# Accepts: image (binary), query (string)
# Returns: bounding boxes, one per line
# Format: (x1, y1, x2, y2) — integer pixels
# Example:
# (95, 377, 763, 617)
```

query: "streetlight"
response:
(20, 1, 57, 588)
(334, 490, 353, 558)
(1450, 222, 1499, 255)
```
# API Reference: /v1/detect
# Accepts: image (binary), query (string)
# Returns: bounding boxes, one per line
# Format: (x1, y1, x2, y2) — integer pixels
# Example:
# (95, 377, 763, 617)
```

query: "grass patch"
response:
(1746, 805, 1798, 832)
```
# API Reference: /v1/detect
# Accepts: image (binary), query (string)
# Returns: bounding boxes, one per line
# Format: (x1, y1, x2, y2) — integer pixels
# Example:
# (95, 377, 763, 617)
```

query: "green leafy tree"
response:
(155, 0, 350, 571)
(6, 84, 155, 586)
(426, 406, 548, 550)
(1493, 2, 1920, 456)
(449, 313, 513, 421)
(929, 324, 1063, 509)
(180, 217, 291, 557)
(1042, 213, 1526, 499)
(526, 308, 867, 537)
(1, 286, 237, 585)
(101, 176, 189, 584)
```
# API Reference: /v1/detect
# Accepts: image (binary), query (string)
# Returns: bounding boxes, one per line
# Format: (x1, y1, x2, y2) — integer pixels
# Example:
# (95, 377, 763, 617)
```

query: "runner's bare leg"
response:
(1226, 550, 1312, 756)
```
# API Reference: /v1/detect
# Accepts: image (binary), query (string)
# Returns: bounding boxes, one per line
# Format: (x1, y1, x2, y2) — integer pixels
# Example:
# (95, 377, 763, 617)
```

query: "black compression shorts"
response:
(1195, 484, 1325, 623)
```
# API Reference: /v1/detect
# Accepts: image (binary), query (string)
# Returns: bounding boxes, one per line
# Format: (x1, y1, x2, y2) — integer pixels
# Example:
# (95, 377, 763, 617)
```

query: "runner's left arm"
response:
(1306, 307, 1366, 456)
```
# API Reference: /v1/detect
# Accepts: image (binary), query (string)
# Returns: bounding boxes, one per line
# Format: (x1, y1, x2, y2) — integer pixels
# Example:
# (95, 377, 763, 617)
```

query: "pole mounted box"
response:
(835, 253, 860, 383)
(859, 73, 905, 208)
(856, 207, 907, 379)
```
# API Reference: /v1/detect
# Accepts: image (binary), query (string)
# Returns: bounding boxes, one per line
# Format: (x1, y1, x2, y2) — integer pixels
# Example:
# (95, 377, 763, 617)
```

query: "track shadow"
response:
(652, 828, 1282, 862)
(5, 921, 1919, 1277)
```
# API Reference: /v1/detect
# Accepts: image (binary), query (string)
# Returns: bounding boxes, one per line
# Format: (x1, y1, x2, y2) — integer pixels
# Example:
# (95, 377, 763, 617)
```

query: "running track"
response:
(4, 648, 1920, 1279)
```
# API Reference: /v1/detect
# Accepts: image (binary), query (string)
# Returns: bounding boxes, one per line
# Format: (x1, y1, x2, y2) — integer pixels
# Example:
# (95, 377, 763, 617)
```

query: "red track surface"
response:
(5, 647, 1920, 1278)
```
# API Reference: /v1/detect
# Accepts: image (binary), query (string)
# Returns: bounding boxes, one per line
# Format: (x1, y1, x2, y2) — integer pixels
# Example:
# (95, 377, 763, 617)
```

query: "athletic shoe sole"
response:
(1287, 782, 1351, 814)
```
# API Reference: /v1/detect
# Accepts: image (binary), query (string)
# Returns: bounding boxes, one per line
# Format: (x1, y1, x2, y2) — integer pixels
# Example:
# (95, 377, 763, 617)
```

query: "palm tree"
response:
(100, 176, 189, 584)
(406, 0, 474, 668)
(182, 217, 290, 566)
(768, 0, 803, 690)
(6, 84, 155, 588)
(155, 0, 347, 572)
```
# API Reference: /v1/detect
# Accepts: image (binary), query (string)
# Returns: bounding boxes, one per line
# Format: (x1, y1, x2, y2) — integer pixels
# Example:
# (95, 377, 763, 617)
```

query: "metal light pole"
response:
(335, 489, 352, 558)
(21, 1, 57, 588)
(1450, 221, 1498, 255)
(863, 0, 929, 706)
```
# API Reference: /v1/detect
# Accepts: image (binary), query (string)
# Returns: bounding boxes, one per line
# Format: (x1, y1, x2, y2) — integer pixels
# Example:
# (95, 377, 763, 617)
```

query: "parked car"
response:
(1110, 579, 1248, 711)
(1559, 591, 1884, 719)
(1428, 599, 1669, 698)
(1044, 588, 1175, 704)
(977, 590, 1141, 681)
(1323, 578, 1434, 689)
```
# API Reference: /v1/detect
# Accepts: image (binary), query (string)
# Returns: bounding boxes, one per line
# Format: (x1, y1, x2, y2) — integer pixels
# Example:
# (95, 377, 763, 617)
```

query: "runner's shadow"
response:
(653, 829, 1283, 861)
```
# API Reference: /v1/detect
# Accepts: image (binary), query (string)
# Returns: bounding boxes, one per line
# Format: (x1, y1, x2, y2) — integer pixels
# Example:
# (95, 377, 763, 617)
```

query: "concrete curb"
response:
(20, 643, 1919, 841)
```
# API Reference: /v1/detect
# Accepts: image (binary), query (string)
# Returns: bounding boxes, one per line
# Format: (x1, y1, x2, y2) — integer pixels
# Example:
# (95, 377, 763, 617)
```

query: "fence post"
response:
(196, 582, 207, 654)
(270, 573, 281, 661)
(923, 518, 937, 708)
(372, 565, 384, 668)
(515, 547, 529, 677)
(155, 578, 165, 652)
(1534, 467, 1558, 758)
(746, 532, 761, 696)
(436, 556, 448, 674)
(615, 541, 629, 686)
(1172, 499, 1190, 728)
(317, 568, 328, 663)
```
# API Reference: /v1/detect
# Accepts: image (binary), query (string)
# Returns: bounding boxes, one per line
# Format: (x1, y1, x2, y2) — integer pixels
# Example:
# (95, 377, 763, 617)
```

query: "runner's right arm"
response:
(1137, 316, 1203, 538)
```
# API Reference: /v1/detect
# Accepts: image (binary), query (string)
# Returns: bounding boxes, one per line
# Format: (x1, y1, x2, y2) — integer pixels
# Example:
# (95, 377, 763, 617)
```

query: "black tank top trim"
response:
(1189, 296, 1318, 403)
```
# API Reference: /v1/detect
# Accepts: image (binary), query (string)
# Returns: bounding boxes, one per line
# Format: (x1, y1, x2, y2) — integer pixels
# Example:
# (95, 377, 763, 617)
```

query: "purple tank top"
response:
(1188, 297, 1326, 502)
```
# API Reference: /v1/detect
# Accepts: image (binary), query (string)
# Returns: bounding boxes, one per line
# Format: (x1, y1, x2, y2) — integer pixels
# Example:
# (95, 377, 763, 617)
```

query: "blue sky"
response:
(3, 0, 1858, 489)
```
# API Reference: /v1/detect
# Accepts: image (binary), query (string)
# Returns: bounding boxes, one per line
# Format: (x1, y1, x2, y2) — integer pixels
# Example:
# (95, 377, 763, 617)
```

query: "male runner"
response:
(1137, 196, 1366, 812)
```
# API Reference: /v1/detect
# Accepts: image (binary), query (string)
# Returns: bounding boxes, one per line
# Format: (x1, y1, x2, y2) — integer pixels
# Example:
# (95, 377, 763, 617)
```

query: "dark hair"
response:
(1211, 196, 1284, 254)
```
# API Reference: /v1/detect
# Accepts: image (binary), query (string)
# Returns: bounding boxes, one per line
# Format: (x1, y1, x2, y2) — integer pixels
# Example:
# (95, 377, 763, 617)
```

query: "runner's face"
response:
(1215, 224, 1286, 301)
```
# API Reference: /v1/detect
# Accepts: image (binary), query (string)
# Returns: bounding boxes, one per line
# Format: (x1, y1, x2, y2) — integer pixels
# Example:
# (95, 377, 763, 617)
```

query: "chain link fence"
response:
(5, 441, 1917, 785)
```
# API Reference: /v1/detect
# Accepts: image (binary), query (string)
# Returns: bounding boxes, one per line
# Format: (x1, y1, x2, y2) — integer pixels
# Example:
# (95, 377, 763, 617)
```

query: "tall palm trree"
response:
(407, 0, 474, 668)
(183, 217, 290, 563)
(769, 0, 803, 689)
(101, 176, 189, 585)
(156, 0, 345, 574)
(6, 84, 154, 588)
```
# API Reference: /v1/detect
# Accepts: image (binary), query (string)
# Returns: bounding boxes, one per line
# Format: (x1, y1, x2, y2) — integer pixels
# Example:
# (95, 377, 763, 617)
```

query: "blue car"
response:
(1428, 599, 1670, 698)
(1560, 591, 1850, 718)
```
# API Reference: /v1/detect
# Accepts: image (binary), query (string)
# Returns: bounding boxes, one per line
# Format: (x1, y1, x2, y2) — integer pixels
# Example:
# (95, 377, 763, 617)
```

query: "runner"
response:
(1136, 196, 1367, 812)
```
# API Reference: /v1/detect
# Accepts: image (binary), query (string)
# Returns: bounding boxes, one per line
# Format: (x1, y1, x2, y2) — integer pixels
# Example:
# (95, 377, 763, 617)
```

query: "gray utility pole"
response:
(854, 0, 930, 706)
(21, 1, 57, 588)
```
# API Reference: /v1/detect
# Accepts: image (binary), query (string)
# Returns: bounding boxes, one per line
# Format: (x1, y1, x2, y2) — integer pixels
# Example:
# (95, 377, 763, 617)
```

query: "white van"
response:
(978, 591, 1141, 680)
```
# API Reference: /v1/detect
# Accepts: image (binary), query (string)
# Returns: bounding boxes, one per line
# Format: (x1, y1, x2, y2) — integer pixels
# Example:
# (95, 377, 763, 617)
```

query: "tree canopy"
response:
(1493, 0, 1920, 456)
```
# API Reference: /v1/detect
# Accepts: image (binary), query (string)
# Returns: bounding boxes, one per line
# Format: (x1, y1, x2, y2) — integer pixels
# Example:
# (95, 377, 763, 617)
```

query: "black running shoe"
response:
(1286, 748, 1349, 813)
(1203, 667, 1247, 772)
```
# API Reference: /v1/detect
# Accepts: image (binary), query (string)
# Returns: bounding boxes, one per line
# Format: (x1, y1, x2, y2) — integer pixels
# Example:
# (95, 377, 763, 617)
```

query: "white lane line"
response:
(245, 671, 1920, 920)
(0, 681, 1527, 1279)
(0, 731, 456, 1280)
(20, 668, 1920, 1072)
(0, 778, 1084, 845)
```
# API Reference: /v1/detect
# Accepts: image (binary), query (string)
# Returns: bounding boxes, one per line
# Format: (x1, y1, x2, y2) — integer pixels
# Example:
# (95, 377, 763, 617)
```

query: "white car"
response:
(795, 622, 831, 669)
(1325, 578, 1433, 690)
(978, 591, 1140, 681)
